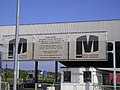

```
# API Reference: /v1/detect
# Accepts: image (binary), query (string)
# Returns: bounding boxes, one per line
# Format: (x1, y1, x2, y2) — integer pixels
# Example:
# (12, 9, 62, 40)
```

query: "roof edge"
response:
(0, 19, 120, 26)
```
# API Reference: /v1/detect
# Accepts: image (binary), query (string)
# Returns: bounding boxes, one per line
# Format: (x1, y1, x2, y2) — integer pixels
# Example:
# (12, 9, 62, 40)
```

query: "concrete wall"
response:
(61, 67, 103, 90)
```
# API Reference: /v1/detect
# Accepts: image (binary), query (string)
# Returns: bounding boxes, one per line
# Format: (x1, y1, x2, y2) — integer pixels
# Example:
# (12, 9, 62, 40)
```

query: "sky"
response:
(0, 0, 120, 25)
(0, 0, 120, 71)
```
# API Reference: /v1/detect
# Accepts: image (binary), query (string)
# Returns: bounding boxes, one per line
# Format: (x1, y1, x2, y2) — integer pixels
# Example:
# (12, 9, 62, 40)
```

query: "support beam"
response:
(35, 61, 38, 83)
(0, 52, 2, 90)
(55, 61, 58, 83)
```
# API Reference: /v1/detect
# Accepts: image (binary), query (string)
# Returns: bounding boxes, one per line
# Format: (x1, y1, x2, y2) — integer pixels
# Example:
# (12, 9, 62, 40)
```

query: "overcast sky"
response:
(1, 0, 120, 71)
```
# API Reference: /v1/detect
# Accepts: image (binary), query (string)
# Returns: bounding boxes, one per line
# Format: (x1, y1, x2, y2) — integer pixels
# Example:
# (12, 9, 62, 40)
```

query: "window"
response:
(64, 71, 71, 82)
(83, 71, 91, 82)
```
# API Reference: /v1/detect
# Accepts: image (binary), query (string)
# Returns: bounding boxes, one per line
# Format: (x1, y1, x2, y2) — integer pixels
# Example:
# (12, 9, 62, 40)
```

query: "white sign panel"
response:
(2, 35, 33, 60)
(69, 32, 107, 61)
(34, 34, 68, 60)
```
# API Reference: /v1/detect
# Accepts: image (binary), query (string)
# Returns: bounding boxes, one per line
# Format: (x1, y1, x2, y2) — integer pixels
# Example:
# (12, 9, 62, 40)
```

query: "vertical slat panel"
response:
(0, 20, 120, 43)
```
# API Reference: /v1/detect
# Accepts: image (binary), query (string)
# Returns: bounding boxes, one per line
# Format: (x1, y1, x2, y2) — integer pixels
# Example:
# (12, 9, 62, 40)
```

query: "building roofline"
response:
(0, 19, 120, 27)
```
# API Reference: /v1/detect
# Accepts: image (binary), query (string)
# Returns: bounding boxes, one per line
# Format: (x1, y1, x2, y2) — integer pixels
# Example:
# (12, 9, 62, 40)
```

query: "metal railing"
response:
(1, 82, 120, 90)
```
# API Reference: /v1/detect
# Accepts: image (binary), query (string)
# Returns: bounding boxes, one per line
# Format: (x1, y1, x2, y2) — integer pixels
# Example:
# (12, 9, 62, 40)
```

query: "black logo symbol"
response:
(76, 35, 99, 58)
(8, 38, 27, 59)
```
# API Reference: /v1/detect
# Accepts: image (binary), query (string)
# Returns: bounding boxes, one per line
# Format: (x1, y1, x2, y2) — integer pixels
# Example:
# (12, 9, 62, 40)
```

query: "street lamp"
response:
(13, 0, 20, 90)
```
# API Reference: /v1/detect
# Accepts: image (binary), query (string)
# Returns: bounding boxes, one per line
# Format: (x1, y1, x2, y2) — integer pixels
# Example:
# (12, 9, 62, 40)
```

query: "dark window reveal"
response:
(64, 71, 71, 82)
(83, 71, 91, 82)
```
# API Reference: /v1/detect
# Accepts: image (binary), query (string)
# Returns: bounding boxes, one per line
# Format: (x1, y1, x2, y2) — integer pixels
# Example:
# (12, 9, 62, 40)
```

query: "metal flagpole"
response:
(113, 42, 116, 90)
(13, 0, 20, 90)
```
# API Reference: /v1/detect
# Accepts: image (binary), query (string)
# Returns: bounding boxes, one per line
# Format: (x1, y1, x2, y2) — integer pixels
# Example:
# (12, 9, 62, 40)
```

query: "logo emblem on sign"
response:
(76, 35, 99, 58)
(8, 38, 27, 59)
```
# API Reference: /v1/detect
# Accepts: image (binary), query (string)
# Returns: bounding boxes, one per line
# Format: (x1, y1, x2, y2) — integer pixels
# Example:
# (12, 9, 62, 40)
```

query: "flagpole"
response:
(13, 0, 20, 90)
